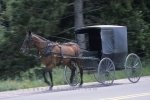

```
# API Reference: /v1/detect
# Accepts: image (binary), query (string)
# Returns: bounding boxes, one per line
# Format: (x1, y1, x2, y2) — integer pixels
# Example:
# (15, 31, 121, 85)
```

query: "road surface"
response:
(0, 76, 150, 100)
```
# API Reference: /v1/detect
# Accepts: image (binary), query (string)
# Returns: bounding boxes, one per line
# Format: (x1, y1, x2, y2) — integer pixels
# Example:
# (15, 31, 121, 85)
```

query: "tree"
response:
(74, 0, 86, 49)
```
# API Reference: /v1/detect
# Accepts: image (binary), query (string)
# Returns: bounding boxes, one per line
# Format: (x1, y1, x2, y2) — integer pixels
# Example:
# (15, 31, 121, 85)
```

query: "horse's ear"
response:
(28, 31, 32, 36)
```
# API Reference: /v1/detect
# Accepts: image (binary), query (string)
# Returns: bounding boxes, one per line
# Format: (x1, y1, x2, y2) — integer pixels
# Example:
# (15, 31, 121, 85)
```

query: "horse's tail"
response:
(72, 43, 81, 57)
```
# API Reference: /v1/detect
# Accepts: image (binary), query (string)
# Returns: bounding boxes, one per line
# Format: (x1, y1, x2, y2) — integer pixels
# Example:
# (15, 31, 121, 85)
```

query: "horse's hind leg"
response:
(70, 66, 76, 85)
(79, 67, 83, 86)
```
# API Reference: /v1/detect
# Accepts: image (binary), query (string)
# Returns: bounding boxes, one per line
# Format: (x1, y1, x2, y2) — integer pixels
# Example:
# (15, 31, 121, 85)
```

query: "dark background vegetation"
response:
(0, 0, 150, 79)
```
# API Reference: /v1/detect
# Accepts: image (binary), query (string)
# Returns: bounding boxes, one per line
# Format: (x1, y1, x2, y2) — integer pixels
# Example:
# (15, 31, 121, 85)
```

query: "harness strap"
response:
(41, 41, 55, 57)
(57, 45, 63, 56)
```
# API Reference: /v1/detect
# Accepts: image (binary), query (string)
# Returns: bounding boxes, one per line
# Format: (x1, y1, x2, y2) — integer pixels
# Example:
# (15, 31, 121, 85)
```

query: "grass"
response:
(0, 80, 45, 92)
(0, 61, 150, 92)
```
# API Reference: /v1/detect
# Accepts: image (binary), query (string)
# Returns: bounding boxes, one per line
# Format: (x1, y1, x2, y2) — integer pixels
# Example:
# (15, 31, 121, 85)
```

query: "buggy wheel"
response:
(64, 63, 80, 86)
(125, 53, 142, 83)
(94, 72, 100, 83)
(97, 58, 115, 86)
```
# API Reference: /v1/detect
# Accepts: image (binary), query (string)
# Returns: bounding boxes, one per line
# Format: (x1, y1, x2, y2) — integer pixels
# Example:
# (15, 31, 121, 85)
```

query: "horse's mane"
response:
(32, 33, 49, 41)
(32, 33, 77, 46)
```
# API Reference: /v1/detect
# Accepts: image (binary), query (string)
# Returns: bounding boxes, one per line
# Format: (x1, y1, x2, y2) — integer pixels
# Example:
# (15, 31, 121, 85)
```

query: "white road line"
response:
(101, 92, 150, 100)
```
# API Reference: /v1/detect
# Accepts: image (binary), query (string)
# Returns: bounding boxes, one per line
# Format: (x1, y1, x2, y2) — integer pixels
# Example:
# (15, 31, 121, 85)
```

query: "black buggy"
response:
(64, 25, 142, 86)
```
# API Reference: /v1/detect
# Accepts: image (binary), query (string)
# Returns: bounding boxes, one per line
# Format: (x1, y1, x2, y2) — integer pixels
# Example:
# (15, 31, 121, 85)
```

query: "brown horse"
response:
(20, 31, 83, 89)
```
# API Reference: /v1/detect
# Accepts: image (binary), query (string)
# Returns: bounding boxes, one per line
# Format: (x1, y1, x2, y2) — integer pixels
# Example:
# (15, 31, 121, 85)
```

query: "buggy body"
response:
(64, 25, 142, 86)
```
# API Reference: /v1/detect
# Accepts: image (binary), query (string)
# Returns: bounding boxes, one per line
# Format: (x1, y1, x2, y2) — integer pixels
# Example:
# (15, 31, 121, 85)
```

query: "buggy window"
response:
(101, 29, 114, 54)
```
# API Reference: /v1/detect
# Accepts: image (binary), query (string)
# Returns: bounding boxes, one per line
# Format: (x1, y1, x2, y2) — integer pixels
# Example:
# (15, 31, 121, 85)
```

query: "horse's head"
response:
(20, 31, 33, 54)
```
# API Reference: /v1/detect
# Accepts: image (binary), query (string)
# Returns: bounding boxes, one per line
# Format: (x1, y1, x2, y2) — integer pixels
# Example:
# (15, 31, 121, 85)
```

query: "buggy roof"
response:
(75, 25, 126, 32)
(75, 25, 128, 54)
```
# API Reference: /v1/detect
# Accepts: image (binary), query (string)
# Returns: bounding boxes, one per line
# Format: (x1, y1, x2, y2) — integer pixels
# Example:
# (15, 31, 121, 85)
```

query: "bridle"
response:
(20, 33, 36, 57)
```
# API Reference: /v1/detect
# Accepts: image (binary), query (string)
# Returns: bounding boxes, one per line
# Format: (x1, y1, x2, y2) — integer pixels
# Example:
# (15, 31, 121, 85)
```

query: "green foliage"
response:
(0, 0, 67, 79)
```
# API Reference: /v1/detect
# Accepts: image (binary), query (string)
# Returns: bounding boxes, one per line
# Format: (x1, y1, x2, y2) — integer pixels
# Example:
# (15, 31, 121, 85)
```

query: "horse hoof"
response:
(49, 86, 53, 90)
(79, 83, 83, 87)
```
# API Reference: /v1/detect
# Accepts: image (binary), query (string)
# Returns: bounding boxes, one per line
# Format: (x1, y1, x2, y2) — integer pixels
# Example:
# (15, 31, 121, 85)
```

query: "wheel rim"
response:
(64, 64, 80, 86)
(94, 71, 101, 83)
(125, 53, 142, 83)
(97, 58, 115, 86)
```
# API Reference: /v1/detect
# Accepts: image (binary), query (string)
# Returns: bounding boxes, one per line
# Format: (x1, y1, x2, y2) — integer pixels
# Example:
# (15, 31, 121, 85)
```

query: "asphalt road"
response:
(1, 76, 150, 100)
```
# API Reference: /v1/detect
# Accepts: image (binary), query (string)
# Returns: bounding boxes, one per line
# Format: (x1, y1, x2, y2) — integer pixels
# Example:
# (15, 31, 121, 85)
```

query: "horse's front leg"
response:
(43, 68, 50, 85)
(49, 69, 53, 89)
(43, 68, 53, 90)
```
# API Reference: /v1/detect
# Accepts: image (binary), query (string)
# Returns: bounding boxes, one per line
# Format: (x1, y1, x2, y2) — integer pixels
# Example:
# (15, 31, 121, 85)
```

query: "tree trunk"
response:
(74, 0, 86, 49)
